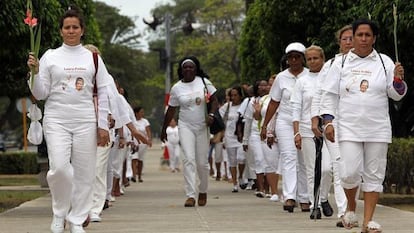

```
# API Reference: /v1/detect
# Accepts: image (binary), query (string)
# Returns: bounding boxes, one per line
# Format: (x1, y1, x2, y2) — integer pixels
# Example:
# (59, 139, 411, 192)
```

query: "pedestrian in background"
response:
(161, 56, 219, 207)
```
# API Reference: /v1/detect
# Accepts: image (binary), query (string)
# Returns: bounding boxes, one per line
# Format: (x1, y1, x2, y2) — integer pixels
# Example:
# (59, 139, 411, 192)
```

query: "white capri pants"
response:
(179, 124, 209, 198)
(226, 146, 245, 167)
(213, 142, 224, 163)
(131, 143, 148, 161)
(249, 135, 266, 174)
(262, 140, 280, 174)
(44, 120, 97, 225)
(338, 141, 388, 193)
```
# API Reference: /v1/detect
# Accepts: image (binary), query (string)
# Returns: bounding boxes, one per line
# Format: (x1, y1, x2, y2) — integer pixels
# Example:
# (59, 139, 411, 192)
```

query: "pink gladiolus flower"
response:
(25, 0, 42, 88)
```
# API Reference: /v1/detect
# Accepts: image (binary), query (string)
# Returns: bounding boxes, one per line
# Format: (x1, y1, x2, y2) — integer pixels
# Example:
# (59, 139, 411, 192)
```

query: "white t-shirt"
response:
(219, 102, 242, 148)
(169, 76, 216, 131)
(135, 118, 150, 139)
(291, 72, 319, 137)
(321, 49, 406, 142)
(269, 68, 309, 122)
(166, 126, 180, 145)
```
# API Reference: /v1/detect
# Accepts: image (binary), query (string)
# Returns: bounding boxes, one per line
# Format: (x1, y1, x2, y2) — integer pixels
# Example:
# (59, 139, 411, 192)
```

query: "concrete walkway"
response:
(1, 141, 414, 232)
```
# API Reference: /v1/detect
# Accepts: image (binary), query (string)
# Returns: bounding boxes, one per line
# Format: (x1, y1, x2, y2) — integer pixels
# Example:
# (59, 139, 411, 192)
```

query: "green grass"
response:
(0, 174, 47, 213)
(0, 174, 39, 186)
(0, 190, 48, 213)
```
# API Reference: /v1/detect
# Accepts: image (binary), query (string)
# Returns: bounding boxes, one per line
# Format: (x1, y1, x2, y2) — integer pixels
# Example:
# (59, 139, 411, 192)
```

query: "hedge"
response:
(0, 152, 39, 174)
(385, 138, 414, 194)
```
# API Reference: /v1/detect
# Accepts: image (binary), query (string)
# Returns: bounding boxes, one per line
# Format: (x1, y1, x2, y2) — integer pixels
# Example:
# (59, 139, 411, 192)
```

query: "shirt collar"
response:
(348, 48, 378, 61)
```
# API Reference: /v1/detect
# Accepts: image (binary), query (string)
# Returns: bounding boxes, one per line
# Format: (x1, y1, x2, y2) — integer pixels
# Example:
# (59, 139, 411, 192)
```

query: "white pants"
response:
(167, 142, 181, 170)
(301, 137, 331, 208)
(338, 141, 387, 193)
(90, 144, 112, 215)
(179, 125, 209, 198)
(276, 118, 303, 201)
(213, 142, 223, 163)
(106, 145, 118, 200)
(44, 121, 96, 225)
(323, 130, 347, 218)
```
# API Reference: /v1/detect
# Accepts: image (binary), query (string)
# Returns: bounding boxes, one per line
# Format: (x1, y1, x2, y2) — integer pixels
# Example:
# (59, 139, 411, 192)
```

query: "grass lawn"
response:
(0, 190, 48, 213)
(0, 174, 48, 213)
(0, 174, 39, 186)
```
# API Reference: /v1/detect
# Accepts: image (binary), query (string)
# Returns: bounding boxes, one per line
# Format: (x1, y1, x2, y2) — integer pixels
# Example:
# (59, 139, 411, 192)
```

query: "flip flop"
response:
(341, 211, 358, 230)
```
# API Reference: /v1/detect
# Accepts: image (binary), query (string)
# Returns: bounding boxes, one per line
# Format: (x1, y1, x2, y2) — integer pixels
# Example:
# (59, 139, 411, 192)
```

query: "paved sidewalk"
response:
(1, 142, 414, 232)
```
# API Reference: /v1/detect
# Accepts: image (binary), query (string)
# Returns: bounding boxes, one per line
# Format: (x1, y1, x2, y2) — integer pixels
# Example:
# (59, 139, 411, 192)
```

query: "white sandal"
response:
(341, 211, 359, 229)
(365, 221, 382, 233)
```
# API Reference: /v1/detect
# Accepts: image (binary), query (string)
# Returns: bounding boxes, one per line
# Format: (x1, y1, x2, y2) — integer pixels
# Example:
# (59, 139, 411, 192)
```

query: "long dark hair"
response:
(177, 56, 209, 80)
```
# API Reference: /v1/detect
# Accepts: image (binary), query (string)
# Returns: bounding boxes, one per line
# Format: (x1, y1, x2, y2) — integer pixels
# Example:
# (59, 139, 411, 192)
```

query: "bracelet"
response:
(323, 122, 334, 131)
(208, 113, 215, 117)
(261, 126, 267, 130)
(294, 132, 300, 137)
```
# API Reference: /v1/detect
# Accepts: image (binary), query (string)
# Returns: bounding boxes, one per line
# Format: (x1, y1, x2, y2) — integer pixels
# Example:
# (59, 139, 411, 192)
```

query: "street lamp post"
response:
(164, 13, 172, 105)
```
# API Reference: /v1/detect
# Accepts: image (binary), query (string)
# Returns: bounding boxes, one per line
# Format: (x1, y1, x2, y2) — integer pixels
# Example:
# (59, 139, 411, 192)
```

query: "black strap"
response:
(92, 52, 98, 97)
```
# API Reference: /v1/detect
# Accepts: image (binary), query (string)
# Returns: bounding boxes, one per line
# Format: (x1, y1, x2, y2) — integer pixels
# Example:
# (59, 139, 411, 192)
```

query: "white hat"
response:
(285, 42, 306, 54)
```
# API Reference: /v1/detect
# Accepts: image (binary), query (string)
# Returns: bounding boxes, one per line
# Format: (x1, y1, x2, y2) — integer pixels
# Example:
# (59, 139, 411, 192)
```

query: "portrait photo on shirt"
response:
(75, 77, 84, 91)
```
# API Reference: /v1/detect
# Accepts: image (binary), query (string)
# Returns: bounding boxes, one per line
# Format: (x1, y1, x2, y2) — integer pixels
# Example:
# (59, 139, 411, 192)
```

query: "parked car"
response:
(3, 133, 23, 149)
(0, 137, 5, 152)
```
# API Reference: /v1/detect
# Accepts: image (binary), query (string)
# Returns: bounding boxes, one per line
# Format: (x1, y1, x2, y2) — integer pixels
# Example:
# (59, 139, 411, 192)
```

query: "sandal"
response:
(341, 211, 358, 230)
(361, 221, 382, 233)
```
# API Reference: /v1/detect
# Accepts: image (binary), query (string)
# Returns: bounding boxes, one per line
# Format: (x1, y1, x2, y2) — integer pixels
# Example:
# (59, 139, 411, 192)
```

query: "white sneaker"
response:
(110, 195, 116, 202)
(246, 180, 254, 190)
(50, 215, 65, 233)
(269, 194, 280, 202)
(120, 185, 125, 195)
(89, 212, 102, 222)
(70, 223, 85, 233)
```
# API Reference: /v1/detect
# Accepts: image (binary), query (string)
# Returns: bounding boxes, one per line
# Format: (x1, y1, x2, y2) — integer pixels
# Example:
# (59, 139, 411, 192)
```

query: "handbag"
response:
(201, 77, 225, 135)
(234, 98, 250, 143)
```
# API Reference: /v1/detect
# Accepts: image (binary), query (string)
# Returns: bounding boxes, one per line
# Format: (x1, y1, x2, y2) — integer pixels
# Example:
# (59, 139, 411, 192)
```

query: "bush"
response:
(0, 152, 39, 174)
(385, 138, 414, 194)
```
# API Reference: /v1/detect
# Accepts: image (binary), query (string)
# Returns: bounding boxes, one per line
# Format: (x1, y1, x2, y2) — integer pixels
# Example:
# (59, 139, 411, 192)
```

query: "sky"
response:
(98, 0, 172, 50)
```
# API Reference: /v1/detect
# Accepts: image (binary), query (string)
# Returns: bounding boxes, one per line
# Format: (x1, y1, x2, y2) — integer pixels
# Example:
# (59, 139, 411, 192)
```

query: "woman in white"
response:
(320, 19, 406, 233)
(291, 45, 333, 219)
(310, 25, 353, 227)
(27, 7, 112, 233)
(131, 106, 152, 182)
(219, 86, 246, 193)
(166, 118, 181, 173)
(260, 42, 309, 213)
(243, 78, 280, 201)
(161, 56, 218, 207)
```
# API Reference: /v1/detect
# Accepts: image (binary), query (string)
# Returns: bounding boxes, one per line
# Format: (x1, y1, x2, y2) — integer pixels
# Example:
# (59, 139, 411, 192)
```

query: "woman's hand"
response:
(311, 117, 323, 138)
(97, 128, 110, 147)
(294, 133, 302, 150)
(394, 62, 404, 80)
(324, 123, 335, 142)
(27, 53, 39, 75)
